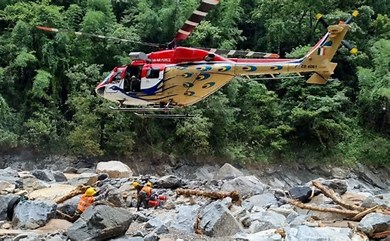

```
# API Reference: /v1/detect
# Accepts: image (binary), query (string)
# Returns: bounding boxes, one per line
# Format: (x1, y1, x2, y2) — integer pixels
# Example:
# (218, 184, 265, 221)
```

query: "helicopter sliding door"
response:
(140, 64, 164, 95)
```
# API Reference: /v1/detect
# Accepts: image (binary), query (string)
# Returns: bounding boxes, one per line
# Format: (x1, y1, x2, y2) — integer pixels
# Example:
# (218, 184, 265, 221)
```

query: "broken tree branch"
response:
(288, 199, 360, 216)
(351, 205, 379, 221)
(312, 181, 365, 212)
(372, 231, 390, 239)
(55, 185, 89, 204)
(176, 188, 241, 205)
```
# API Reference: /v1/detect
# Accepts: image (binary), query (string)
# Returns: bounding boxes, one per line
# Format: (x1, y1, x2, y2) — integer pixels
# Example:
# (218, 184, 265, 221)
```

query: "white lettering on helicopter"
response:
(152, 58, 172, 63)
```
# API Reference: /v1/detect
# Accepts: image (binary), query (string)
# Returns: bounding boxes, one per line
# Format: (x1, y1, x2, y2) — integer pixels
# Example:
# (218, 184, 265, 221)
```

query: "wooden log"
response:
(288, 199, 360, 216)
(176, 188, 241, 205)
(351, 205, 379, 221)
(371, 231, 390, 239)
(312, 181, 365, 211)
(55, 185, 89, 204)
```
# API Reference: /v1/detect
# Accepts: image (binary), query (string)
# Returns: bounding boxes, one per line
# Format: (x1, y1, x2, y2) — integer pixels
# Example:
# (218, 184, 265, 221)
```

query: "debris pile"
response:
(0, 159, 389, 241)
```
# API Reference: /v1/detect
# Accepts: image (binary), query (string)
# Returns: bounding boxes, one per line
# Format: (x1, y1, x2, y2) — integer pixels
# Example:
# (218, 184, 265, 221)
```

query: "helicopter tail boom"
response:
(298, 23, 350, 84)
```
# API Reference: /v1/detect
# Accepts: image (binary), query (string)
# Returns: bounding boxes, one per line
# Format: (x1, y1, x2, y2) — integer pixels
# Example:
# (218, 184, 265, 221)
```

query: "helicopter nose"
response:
(95, 84, 105, 96)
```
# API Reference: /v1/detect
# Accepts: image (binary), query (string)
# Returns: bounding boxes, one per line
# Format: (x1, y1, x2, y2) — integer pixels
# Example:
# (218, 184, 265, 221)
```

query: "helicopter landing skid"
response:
(108, 106, 194, 118)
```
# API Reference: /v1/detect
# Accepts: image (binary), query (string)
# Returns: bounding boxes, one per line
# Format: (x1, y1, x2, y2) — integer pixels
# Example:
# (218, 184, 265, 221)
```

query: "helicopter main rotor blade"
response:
(36, 26, 160, 48)
(174, 0, 219, 42)
(199, 47, 280, 59)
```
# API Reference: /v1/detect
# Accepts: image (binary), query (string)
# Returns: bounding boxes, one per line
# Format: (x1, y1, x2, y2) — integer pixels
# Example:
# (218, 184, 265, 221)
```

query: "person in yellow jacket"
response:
(136, 181, 153, 211)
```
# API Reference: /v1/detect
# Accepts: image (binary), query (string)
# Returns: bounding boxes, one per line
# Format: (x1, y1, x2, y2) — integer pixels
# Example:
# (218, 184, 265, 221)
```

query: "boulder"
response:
(67, 205, 133, 241)
(355, 163, 387, 189)
(21, 176, 48, 193)
(96, 161, 133, 178)
(288, 186, 320, 203)
(67, 173, 98, 186)
(155, 175, 184, 188)
(57, 195, 80, 215)
(0, 168, 23, 188)
(357, 213, 390, 236)
(199, 200, 242, 237)
(313, 178, 348, 195)
(244, 192, 278, 209)
(32, 169, 55, 182)
(233, 229, 283, 241)
(52, 171, 67, 182)
(286, 226, 353, 241)
(0, 180, 16, 193)
(214, 163, 244, 180)
(0, 194, 19, 220)
(361, 193, 390, 209)
(248, 210, 286, 232)
(221, 176, 266, 198)
(12, 200, 57, 229)
(170, 205, 200, 233)
(29, 184, 76, 201)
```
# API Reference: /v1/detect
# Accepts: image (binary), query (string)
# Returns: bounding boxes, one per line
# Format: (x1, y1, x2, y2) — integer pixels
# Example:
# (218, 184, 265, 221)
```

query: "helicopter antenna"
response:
(36, 26, 161, 48)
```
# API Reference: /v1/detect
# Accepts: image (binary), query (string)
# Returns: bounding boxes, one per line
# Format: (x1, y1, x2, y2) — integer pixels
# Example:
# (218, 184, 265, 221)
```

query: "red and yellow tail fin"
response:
(300, 23, 350, 84)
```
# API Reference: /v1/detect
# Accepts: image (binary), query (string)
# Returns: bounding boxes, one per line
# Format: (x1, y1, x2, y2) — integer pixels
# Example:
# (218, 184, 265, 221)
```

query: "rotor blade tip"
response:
(352, 10, 359, 17)
(316, 13, 323, 20)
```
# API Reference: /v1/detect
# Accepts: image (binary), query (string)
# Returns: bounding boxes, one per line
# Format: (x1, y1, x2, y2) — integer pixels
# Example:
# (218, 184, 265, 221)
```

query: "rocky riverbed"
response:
(0, 155, 389, 241)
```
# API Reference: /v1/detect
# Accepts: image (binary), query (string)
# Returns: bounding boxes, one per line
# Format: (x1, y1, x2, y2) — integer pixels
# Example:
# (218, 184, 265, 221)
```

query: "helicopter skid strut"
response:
(109, 106, 193, 118)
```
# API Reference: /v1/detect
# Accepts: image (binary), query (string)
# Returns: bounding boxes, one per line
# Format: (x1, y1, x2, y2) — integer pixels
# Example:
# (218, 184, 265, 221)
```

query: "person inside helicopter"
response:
(123, 67, 141, 92)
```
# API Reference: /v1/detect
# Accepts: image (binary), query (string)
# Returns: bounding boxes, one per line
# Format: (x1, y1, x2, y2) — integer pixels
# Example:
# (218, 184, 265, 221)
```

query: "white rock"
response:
(29, 184, 76, 201)
(96, 161, 133, 178)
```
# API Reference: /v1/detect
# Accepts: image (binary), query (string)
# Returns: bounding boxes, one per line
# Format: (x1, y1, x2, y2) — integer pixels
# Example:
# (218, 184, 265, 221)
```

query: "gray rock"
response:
(221, 176, 266, 198)
(288, 186, 320, 203)
(0, 168, 23, 188)
(144, 232, 159, 241)
(12, 200, 57, 229)
(248, 211, 286, 232)
(194, 165, 218, 180)
(331, 167, 350, 179)
(53, 171, 67, 182)
(32, 169, 55, 182)
(199, 200, 242, 237)
(362, 193, 390, 209)
(314, 178, 348, 195)
(0, 194, 18, 220)
(245, 193, 278, 209)
(67, 173, 98, 186)
(170, 205, 200, 233)
(154, 224, 169, 235)
(64, 166, 78, 174)
(145, 217, 163, 229)
(12, 233, 40, 241)
(286, 226, 353, 241)
(57, 195, 80, 215)
(355, 163, 387, 189)
(110, 238, 144, 241)
(156, 175, 184, 188)
(357, 213, 390, 236)
(0, 180, 16, 193)
(67, 205, 132, 241)
(233, 229, 283, 241)
(214, 163, 244, 180)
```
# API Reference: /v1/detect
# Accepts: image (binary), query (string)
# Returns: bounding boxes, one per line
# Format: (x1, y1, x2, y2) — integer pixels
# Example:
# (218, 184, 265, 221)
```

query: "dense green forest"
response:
(0, 0, 389, 165)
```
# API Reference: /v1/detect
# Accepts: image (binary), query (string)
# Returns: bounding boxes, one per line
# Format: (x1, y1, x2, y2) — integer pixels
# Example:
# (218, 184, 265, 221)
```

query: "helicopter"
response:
(37, 0, 358, 117)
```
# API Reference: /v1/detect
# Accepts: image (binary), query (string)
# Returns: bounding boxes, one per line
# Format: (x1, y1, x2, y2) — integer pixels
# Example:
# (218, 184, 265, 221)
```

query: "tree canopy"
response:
(0, 0, 388, 165)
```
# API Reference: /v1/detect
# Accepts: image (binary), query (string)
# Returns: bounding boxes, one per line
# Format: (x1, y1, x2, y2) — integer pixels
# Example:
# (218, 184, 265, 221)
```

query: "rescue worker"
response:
(136, 181, 153, 211)
(76, 187, 97, 214)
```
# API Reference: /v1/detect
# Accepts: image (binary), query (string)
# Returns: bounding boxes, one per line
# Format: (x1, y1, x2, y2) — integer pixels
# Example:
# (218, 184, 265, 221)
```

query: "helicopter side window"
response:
(146, 68, 160, 79)
(112, 70, 122, 84)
